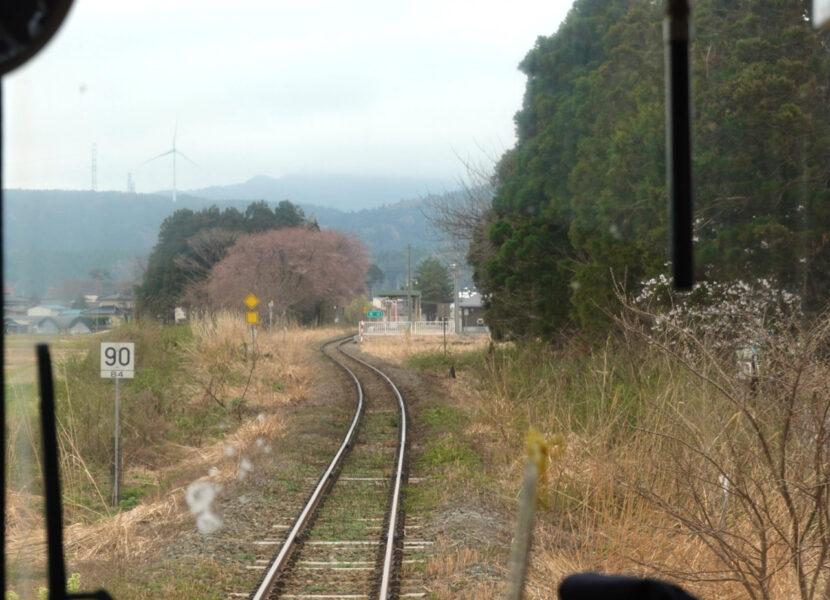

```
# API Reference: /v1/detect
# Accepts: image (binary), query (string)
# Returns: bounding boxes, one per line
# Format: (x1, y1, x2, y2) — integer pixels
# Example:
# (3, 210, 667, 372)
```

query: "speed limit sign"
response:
(100, 342, 135, 379)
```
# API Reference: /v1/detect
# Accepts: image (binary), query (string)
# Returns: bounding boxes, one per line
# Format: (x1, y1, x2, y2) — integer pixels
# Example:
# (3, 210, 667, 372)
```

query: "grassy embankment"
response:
(7, 313, 828, 600)
(363, 314, 830, 600)
(5, 315, 338, 599)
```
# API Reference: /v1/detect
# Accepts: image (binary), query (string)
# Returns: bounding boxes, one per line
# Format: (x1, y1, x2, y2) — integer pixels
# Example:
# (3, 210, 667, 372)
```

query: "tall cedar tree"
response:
(472, 0, 830, 339)
(414, 258, 453, 320)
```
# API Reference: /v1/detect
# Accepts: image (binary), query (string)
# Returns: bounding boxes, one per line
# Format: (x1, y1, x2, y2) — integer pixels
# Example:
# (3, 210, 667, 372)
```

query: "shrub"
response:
(618, 295, 830, 599)
(633, 275, 803, 356)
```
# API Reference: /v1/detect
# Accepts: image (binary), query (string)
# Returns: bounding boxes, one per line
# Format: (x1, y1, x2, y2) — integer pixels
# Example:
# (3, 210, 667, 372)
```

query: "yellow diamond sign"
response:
(244, 293, 260, 309)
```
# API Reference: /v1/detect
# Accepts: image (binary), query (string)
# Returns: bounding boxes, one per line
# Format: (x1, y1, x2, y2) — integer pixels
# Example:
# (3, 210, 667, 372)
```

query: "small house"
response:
(83, 305, 128, 329)
(33, 315, 93, 335)
(459, 292, 487, 331)
(98, 291, 135, 323)
(4, 316, 32, 334)
(4, 293, 29, 315)
(98, 291, 135, 312)
(27, 304, 69, 318)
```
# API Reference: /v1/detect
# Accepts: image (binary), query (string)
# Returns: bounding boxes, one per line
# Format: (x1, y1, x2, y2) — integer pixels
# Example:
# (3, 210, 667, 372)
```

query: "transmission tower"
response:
(126, 172, 135, 193)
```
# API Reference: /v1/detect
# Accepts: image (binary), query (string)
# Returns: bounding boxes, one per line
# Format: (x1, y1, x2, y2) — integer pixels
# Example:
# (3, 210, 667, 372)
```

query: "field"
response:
(4, 319, 337, 599)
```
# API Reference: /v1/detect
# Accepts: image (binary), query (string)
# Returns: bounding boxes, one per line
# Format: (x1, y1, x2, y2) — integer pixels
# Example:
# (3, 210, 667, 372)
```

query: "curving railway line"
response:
(245, 335, 418, 600)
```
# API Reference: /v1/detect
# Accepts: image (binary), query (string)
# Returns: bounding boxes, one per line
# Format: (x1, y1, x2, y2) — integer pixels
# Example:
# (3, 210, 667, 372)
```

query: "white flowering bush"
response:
(633, 274, 802, 355)
(619, 281, 830, 600)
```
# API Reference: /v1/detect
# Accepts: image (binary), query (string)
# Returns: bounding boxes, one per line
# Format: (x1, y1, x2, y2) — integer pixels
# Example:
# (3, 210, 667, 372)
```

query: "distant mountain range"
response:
(4, 175, 465, 298)
(179, 173, 456, 212)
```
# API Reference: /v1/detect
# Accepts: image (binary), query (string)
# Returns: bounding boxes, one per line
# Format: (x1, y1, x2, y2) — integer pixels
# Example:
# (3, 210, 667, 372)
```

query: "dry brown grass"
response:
(356, 333, 491, 366)
(424, 537, 505, 599)
(11, 314, 827, 598)
(57, 409, 290, 569)
(5, 491, 47, 567)
(185, 313, 334, 412)
(361, 318, 830, 599)
(5, 319, 337, 594)
(66, 495, 186, 562)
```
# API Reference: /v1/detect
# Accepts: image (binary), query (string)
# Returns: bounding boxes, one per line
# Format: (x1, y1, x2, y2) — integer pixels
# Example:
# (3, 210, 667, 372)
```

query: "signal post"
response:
(245, 293, 260, 356)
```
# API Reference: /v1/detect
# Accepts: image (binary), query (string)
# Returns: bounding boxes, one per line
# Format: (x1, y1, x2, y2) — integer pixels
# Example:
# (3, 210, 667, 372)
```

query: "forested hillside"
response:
(3, 189, 449, 298)
(473, 0, 830, 338)
(190, 174, 452, 212)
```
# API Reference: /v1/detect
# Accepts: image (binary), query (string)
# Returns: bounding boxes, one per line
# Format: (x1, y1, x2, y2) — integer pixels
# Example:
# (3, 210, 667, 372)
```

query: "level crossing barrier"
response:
(359, 320, 490, 336)
(360, 320, 451, 336)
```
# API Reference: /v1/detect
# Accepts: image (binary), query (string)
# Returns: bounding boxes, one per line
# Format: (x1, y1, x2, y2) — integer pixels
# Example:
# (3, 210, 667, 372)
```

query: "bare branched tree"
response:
(205, 228, 369, 323)
(423, 156, 496, 260)
(616, 296, 830, 600)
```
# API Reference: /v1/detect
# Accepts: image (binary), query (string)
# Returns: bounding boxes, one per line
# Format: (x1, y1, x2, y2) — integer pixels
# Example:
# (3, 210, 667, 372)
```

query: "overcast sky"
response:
(4, 0, 573, 194)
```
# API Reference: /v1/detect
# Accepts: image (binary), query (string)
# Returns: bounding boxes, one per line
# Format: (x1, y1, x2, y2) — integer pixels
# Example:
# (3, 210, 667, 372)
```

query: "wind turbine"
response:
(141, 124, 198, 202)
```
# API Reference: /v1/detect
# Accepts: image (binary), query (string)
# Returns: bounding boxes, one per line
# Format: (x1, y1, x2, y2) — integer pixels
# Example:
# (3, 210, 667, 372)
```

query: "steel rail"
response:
(250, 335, 409, 600)
(250, 335, 364, 600)
(337, 348, 408, 600)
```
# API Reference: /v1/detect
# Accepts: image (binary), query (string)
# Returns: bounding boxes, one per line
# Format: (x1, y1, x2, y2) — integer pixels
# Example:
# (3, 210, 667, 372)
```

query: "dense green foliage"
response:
(366, 264, 385, 296)
(473, 0, 830, 339)
(414, 257, 453, 320)
(136, 200, 307, 319)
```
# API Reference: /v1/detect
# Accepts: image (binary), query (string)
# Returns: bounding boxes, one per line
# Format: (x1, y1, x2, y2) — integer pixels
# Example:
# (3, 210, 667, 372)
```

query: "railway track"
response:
(241, 335, 422, 600)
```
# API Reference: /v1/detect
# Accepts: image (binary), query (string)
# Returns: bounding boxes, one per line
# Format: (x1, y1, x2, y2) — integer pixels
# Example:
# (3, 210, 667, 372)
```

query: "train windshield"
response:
(4, 1, 830, 599)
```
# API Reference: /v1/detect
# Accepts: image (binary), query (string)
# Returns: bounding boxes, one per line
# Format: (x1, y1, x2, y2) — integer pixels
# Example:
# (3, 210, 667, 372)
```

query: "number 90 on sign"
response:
(100, 342, 135, 379)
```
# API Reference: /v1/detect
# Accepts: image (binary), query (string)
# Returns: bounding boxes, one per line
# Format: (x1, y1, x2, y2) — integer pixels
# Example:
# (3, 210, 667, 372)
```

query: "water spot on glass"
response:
(257, 413, 266, 423)
(186, 482, 216, 515)
(224, 444, 237, 457)
(608, 224, 621, 239)
(570, 280, 582, 290)
(196, 511, 222, 535)
(262, 445, 272, 454)
(256, 438, 265, 447)
(237, 457, 253, 480)
(208, 467, 219, 477)
(186, 481, 222, 534)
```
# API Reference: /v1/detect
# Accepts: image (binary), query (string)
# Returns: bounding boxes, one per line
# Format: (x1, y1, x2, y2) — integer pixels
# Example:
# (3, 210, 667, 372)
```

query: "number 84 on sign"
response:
(100, 342, 135, 379)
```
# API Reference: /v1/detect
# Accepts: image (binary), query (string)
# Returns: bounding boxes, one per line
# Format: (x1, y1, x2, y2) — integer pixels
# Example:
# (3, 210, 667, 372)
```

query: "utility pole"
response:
(406, 245, 412, 323)
(452, 263, 460, 334)
(664, 0, 693, 289)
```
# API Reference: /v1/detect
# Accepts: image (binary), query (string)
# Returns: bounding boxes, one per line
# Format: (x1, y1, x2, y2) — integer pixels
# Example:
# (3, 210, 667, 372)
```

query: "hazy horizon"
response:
(2, 171, 462, 212)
